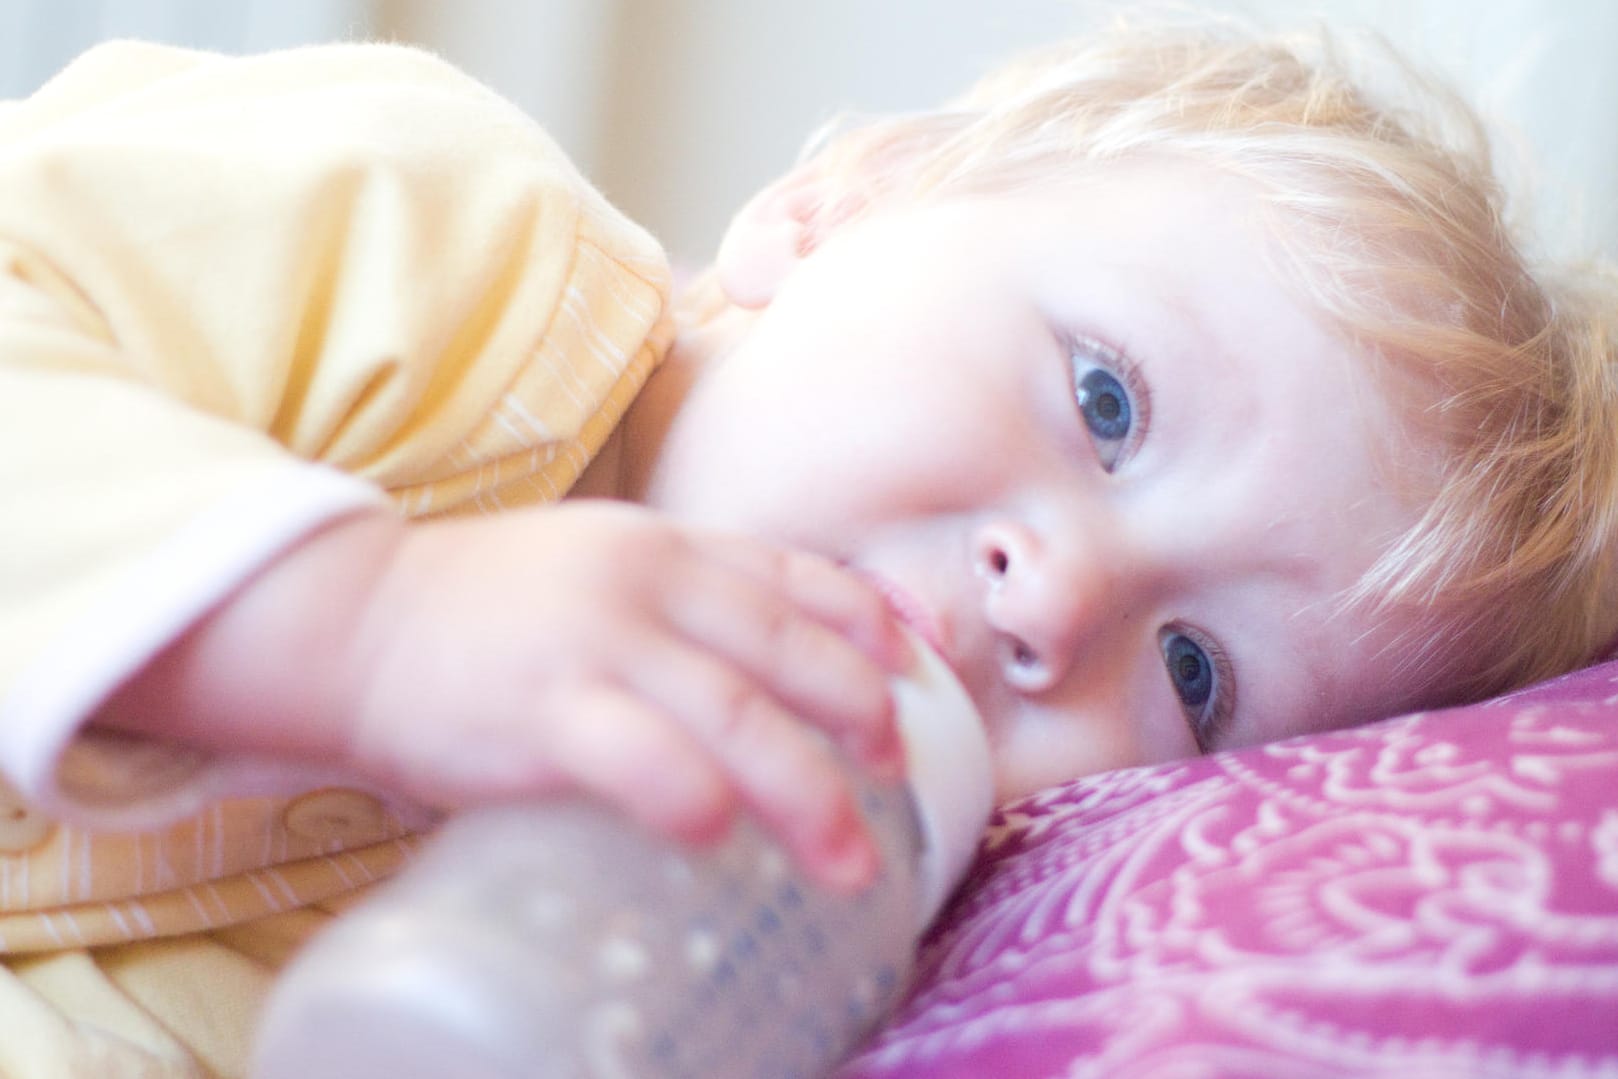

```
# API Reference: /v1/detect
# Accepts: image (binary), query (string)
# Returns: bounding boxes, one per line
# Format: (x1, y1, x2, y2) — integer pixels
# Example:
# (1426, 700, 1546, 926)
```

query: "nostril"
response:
(973, 523, 1020, 583)
(982, 546, 1009, 578)
(1001, 636, 1051, 692)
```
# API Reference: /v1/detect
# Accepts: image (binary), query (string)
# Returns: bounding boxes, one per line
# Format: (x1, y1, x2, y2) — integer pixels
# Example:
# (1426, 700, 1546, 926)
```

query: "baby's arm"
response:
(0, 41, 903, 889)
(95, 500, 910, 891)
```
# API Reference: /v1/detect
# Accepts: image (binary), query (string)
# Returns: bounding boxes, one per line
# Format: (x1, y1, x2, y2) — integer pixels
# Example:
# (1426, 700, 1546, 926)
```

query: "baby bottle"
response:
(251, 633, 993, 1079)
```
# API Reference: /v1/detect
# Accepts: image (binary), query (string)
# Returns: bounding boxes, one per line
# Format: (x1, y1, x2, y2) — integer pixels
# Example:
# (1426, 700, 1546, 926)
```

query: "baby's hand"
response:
(348, 501, 913, 892)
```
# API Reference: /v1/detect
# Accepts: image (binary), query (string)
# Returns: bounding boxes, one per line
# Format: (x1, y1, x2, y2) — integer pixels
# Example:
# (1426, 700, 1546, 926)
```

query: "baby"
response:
(0, 13, 1614, 1076)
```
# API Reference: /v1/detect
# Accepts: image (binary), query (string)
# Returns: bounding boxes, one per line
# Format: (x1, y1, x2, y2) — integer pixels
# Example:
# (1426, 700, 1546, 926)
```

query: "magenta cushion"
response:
(837, 660, 1618, 1078)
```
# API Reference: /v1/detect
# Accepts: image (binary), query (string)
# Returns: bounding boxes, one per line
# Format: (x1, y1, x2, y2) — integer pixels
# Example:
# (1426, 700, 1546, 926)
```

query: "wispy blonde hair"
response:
(780, 14, 1618, 707)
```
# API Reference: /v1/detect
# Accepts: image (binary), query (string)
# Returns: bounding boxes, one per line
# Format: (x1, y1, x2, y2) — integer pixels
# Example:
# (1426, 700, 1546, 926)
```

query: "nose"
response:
(971, 516, 1123, 694)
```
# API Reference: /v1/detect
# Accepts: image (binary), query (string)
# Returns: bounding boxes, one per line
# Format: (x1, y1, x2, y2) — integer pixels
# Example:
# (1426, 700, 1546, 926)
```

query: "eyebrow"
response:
(1133, 270, 1241, 383)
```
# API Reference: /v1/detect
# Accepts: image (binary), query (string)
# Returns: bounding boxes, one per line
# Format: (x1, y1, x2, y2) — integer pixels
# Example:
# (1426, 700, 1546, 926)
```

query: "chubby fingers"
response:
(702, 537, 914, 674)
(622, 633, 888, 892)
(670, 536, 912, 772)
(537, 684, 738, 845)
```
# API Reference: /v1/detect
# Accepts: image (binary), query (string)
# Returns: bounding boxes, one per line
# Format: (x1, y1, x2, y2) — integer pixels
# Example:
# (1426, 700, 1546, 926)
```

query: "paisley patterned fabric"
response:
(839, 660, 1618, 1079)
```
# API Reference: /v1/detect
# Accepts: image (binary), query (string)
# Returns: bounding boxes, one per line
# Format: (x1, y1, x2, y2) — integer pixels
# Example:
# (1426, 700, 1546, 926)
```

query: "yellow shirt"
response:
(0, 40, 672, 1076)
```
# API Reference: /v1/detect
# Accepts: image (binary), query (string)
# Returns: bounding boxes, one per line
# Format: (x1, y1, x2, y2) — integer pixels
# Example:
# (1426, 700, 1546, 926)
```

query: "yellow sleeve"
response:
(0, 41, 672, 822)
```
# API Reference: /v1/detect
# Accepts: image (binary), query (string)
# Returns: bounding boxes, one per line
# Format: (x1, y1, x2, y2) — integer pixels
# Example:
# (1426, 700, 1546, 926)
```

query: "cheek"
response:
(729, 359, 999, 506)
(988, 710, 1136, 801)
(988, 674, 1203, 801)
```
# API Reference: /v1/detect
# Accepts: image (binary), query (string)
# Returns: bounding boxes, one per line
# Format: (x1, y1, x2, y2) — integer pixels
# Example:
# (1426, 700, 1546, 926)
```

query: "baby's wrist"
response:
(94, 508, 408, 767)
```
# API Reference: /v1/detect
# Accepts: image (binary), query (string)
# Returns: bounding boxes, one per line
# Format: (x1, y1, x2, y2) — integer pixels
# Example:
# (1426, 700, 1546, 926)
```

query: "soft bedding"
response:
(837, 659, 1618, 1078)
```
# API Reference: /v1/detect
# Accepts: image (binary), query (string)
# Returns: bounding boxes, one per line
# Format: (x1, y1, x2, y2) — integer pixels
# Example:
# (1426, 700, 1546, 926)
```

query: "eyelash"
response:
(1066, 333, 1151, 471)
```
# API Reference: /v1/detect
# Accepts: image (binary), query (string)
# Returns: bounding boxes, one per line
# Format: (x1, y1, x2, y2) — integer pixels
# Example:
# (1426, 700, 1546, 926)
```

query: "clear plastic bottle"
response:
(252, 635, 991, 1079)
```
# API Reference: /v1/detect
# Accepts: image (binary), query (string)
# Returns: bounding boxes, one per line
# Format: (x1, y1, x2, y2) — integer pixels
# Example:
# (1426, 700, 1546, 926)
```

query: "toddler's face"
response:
(638, 161, 1435, 802)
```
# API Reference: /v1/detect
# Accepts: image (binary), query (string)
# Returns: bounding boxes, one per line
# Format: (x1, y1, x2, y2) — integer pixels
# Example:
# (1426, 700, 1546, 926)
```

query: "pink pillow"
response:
(837, 661, 1618, 1078)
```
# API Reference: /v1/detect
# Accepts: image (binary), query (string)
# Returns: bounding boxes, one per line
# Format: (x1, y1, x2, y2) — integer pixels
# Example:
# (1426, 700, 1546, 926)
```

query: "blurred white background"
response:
(1, 0, 1614, 264)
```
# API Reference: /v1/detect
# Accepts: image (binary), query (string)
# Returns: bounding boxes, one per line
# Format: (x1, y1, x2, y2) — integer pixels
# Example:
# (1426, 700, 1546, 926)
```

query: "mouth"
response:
(854, 570, 948, 659)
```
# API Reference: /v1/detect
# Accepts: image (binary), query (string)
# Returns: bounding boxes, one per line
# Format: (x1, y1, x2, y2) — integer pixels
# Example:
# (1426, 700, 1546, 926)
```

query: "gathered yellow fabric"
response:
(0, 40, 673, 1078)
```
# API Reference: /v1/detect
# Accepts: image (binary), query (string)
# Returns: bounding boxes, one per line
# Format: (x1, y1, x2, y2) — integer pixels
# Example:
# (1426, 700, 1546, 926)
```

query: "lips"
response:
(856, 570, 948, 659)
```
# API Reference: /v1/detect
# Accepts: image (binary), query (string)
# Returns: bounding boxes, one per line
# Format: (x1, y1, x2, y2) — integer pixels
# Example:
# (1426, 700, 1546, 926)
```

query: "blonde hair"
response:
(787, 16, 1618, 707)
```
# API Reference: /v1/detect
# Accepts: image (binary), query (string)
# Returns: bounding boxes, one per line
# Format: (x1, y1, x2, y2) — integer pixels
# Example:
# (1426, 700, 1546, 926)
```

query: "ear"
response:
(715, 163, 834, 309)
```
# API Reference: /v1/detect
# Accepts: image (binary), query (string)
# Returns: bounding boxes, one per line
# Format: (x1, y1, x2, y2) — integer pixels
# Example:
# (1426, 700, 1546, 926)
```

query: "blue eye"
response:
(1077, 368, 1130, 442)
(1163, 633, 1212, 709)
(1160, 629, 1228, 750)
(1071, 348, 1138, 472)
